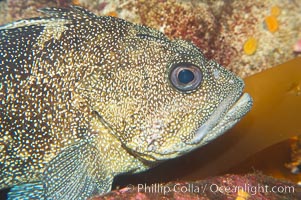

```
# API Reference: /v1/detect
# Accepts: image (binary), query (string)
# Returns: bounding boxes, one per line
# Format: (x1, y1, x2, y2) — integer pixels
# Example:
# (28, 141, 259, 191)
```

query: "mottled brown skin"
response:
(0, 6, 252, 200)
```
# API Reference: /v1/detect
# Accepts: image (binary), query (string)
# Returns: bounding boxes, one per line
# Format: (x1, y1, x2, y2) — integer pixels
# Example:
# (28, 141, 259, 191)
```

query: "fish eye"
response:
(169, 63, 203, 92)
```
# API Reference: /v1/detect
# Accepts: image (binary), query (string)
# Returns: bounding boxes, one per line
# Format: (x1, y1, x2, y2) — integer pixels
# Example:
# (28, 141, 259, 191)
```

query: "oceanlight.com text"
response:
(129, 183, 295, 196)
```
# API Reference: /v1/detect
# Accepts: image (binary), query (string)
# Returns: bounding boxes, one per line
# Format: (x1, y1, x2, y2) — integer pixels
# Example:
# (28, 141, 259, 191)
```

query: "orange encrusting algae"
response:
(264, 15, 279, 33)
(236, 189, 250, 200)
(106, 11, 118, 17)
(264, 5, 281, 33)
(183, 57, 301, 181)
(243, 37, 258, 55)
(271, 5, 281, 17)
(72, 0, 80, 6)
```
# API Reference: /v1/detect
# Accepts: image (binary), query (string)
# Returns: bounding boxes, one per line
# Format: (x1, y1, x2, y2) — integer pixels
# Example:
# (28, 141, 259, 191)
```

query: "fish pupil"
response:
(178, 69, 194, 84)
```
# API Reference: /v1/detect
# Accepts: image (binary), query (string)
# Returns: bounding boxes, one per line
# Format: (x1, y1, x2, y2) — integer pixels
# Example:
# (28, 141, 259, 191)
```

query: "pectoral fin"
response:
(8, 182, 44, 200)
(43, 139, 112, 200)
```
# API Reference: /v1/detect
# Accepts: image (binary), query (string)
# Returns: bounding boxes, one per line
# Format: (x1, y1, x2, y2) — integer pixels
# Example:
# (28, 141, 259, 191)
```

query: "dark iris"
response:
(178, 69, 194, 84)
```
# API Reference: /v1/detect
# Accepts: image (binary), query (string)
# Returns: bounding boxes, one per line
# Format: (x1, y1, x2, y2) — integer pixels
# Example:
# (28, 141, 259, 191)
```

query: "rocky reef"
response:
(1, 0, 300, 78)
(91, 174, 301, 200)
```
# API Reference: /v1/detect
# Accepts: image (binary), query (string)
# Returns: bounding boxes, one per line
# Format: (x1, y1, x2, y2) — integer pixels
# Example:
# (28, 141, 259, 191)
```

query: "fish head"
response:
(90, 23, 253, 162)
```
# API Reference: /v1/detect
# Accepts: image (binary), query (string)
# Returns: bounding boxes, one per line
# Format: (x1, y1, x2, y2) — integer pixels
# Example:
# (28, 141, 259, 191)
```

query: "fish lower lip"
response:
(187, 92, 253, 145)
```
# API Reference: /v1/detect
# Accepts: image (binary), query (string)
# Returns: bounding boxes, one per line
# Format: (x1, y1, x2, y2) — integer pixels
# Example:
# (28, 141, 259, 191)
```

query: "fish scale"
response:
(0, 6, 252, 200)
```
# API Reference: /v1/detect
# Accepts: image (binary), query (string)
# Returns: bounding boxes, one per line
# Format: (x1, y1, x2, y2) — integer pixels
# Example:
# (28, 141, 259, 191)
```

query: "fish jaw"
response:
(136, 85, 253, 161)
(189, 92, 252, 145)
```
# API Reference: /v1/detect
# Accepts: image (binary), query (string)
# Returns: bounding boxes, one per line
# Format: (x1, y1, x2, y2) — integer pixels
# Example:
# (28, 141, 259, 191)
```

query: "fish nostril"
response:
(213, 69, 220, 80)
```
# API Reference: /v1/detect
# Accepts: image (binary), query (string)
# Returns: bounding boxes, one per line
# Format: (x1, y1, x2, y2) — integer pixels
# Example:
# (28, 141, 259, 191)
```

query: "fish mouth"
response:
(133, 90, 253, 162)
(187, 91, 253, 145)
